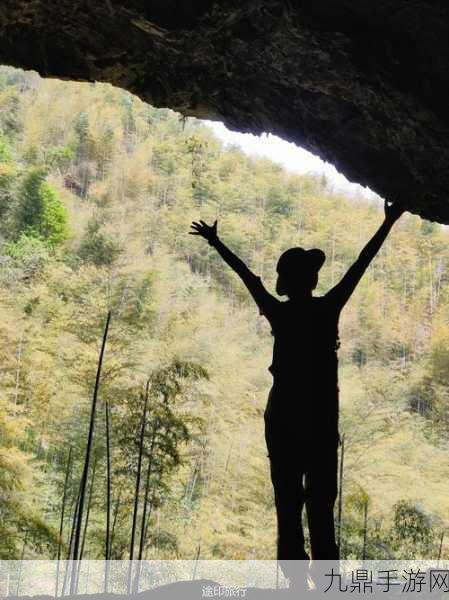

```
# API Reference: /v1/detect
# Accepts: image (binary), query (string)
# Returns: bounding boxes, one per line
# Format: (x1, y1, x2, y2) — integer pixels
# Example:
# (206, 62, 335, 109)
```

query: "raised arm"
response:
(326, 201, 405, 311)
(189, 219, 279, 319)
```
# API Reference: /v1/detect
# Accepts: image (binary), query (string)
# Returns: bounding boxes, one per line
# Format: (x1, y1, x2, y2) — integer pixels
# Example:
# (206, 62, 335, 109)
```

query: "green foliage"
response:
(0, 86, 21, 136)
(38, 182, 68, 245)
(5, 233, 50, 262)
(110, 271, 156, 328)
(122, 94, 137, 139)
(151, 360, 209, 400)
(0, 161, 17, 221)
(0, 395, 58, 559)
(45, 144, 75, 170)
(74, 111, 90, 152)
(390, 501, 434, 558)
(429, 327, 449, 386)
(13, 168, 68, 246)
(77, 217, 122, 266)
(0, 131, 12, 162)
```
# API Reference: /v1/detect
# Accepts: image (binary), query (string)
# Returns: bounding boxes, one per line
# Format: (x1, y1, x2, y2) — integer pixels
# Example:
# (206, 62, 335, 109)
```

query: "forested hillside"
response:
(0, 66, 449, 562)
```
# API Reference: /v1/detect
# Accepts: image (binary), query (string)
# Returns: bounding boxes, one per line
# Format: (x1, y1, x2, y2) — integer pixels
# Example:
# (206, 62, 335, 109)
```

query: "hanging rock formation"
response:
(1, 1, 448, 221)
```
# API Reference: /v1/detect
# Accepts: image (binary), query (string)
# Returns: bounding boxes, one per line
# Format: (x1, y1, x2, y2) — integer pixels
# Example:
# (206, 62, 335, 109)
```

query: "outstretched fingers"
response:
(189, 221, 203, 235)
(189, 218, 218, 238)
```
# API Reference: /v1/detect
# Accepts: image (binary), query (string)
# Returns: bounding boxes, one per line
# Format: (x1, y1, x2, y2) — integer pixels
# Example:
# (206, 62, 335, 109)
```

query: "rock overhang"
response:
(0, 0, 448, 221)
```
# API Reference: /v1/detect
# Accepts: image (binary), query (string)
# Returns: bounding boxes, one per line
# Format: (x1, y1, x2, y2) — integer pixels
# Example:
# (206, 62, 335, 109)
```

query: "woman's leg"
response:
(265, 416, 310, 579)
(304, 439, 339, 559)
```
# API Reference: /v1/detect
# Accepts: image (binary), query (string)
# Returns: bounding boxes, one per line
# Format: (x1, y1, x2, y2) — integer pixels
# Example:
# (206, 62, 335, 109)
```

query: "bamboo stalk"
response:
(134, 497, 155, 594)
(70, 311, 111, 595)
(127, 378, 150, 594)
(15, 530, 28, 596)
(133, 427, 157, 593)
(110, 488, 122, 555)
(143, 493, 156, 548)
(80, 457, 97, 560)
(192, 544, 201, 580)
(75, 457, 97, 593)
(437, 530, 445, 567)
(138, 432, 156, 560)
(62, 487, 81, 596)
(105, 398, 112, 592)
(55, 447, 72, 597)
(362, 500, 368, 562)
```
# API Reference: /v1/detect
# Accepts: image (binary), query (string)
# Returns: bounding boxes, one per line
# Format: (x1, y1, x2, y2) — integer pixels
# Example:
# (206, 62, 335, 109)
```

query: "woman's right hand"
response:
(384, 197, 405, 223)
(189, 219, 218, 243)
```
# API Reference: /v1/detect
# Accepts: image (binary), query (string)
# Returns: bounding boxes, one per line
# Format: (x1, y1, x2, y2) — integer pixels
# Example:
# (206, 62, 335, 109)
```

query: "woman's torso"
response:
(265, 296, 340, 438)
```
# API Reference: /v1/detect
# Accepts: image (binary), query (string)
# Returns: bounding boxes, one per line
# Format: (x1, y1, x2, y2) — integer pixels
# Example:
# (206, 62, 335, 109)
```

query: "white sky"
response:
(205, 121, 380, 200)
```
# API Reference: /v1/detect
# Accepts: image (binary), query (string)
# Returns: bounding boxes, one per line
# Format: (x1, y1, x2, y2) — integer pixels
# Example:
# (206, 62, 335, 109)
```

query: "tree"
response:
(0, 162, 17, 222)
(390, 501, 434, 558)
(78, 217, 121, 266)
(12, 167, 68, 246)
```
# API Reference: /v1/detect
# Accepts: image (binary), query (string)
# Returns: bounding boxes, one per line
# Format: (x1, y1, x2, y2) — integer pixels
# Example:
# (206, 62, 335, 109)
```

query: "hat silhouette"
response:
(277, 247, 326, 275)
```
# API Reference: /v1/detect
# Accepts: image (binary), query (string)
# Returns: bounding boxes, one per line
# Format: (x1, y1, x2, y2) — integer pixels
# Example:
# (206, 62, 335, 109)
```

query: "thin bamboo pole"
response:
(104, 398, 112, 592)
(362, 500, 368, 562)
(15, 530, 28, 596)
(55, 447, 73, 597)
(110, 488, 122, 555)
(133, 429, 157, 593)
(62, 488, 80, 596)
(192, 544, 201, 580)
(437, 530, 445, 567)
(70, 311, 111, 594)
(127, 379, 150, 594)
(138, 432, 156, 560)
(75, 457, 97, 593)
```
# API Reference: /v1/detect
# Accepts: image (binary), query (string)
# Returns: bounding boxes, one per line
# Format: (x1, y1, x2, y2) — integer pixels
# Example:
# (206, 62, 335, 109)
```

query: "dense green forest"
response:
(0, 66, 449, 563)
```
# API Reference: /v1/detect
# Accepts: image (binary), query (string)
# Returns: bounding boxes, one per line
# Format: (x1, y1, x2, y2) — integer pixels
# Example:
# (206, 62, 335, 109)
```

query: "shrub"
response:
(3, 233, 50, 279)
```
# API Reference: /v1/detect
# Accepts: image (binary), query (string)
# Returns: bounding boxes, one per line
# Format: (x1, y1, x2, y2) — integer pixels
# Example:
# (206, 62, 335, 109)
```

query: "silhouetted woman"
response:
(190, 200, 404, 583)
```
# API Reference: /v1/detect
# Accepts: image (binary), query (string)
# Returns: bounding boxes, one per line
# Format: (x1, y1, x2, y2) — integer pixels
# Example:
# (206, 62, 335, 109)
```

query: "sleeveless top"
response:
(264, 296, 340, 439)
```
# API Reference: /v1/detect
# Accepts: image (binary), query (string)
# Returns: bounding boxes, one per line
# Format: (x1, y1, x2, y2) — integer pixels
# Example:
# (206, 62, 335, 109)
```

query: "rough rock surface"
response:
(1, 1, 448, 221)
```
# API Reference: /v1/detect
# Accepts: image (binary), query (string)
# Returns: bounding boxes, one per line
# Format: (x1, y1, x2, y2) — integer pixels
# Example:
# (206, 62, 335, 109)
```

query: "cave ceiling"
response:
(1, 1, 449, 221)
